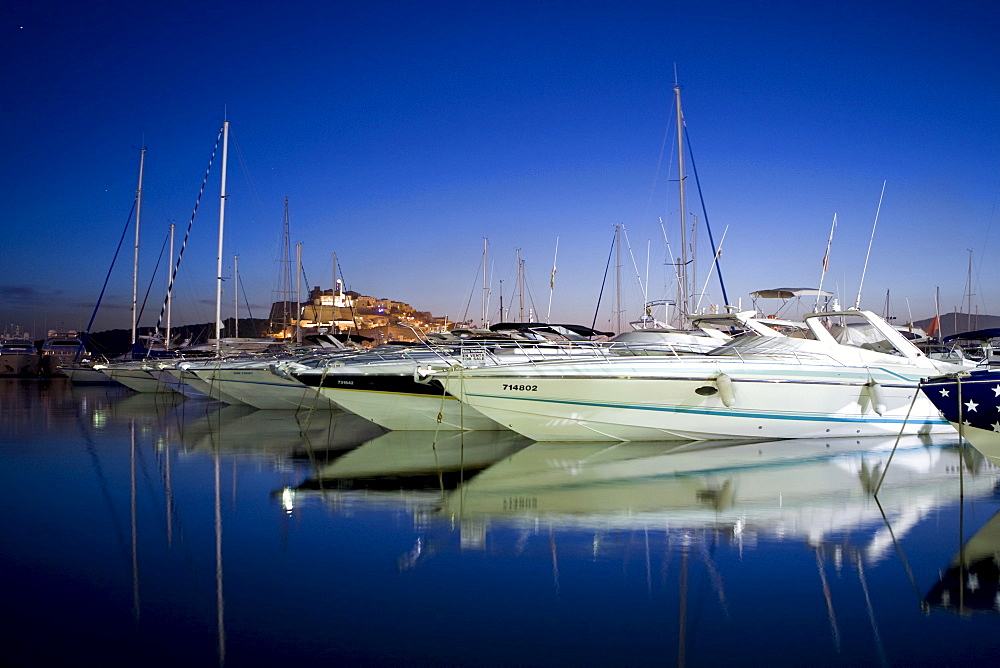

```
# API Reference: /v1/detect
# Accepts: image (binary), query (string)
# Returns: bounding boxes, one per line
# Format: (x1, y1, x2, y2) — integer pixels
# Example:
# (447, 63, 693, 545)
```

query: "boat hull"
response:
(441, 358, 952, 442)
(192, 367, 338, 410)
(920, 370, 1000, 460)
(63, 364, 116, 384)
(101, 366, 175, 393)
(298, 371, 506, 431)
(0, 353, 40, 377)
(163, 367, 242, 403)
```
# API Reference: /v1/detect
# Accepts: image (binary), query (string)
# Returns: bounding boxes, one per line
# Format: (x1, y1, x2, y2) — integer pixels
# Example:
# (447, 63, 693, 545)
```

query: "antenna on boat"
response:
(854, 181, 886, 310)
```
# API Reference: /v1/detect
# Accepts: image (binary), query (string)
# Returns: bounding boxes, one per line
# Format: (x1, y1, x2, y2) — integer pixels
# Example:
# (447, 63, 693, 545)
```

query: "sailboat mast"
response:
(614, 224, 622, 334)
(132, 147, 146, 348)
(966, 249, 973, 331)
(233, 254, 239, 338)
(332, 252, 338, 333)
(482, 237, 489, 327)
(166, 223, 174, 349)
(279, 198, 291, 337)
(295, 242, 303, 344)
(674, 79, 689, 317)
(516, 248, 524, 322)
(214, 121, 230, 355)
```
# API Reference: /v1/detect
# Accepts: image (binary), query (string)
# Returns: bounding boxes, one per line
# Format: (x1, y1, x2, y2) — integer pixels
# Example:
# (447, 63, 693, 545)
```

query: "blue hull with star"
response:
(921, 369, 1000, 459)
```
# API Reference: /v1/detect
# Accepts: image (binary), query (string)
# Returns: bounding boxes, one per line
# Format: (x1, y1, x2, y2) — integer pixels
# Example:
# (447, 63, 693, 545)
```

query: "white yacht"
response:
(0, 340, 40, 376)
(433, 310, 967, 442)
(188, 355, 344, 410)
(39, 331, 85, 376)
(291, 324, 631, 431)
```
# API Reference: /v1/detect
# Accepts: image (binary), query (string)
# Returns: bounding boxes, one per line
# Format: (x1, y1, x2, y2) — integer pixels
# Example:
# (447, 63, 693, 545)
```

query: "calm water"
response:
(3, 379, 1000, 667)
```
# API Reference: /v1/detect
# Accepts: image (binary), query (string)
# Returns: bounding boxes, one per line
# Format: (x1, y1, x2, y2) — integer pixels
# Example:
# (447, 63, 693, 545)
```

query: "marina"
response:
(4, 377, 1000, 666)
(5, 4, 998, 666)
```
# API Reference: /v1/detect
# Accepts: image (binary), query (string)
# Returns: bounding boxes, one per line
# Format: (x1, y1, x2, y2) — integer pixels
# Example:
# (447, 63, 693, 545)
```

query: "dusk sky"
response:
(2, 1, 998, 337)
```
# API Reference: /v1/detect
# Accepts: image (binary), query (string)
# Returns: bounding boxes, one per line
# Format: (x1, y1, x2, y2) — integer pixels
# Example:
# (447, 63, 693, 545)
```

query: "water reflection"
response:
(300, 429, 533, 488)
(439, 436, 985, 555)
(925, 511, 1000, 615)
(172, 403, 386, 457)
(5, 379, 1000, 666)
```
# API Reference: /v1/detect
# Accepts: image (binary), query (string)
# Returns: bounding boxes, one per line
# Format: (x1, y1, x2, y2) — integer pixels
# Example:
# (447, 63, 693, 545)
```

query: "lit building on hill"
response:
(268, 280, 467, 343)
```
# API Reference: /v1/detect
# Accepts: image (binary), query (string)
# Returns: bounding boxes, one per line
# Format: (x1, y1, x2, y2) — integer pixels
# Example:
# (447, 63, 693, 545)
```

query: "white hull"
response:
(149, 368, 212, 399)
(63, 365, 116, 384)
(0, 353, 40, 377)
(295, 357, 507, 431)
(102, 366, 174, 393)
(163, 367, 243, 403)
(317, 384, 505, 431)
(442, 357, 952, 442)
(192, 367, 337, 410)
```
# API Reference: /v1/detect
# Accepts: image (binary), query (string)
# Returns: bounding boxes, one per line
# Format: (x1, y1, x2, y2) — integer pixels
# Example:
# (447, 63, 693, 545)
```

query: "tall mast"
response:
(131, 147, 146, 349)
(233, 254, 239, 338)
(166, 223, 174, 349)
(214, 120, 229, 355)
(295, 242, 303, 344)
(967, 249, 973, 330)
(615, 224, 622, 334)
(331, 252, 338, 332)
(673, 77, 689, 317)
(279, 198, 291, 337)
(516, 248, 524, 322)
(482, 237, 489, 327)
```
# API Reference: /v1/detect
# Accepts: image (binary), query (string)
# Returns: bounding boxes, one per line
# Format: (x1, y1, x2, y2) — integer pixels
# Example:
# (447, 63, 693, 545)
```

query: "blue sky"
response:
(2, 0, 998, 336)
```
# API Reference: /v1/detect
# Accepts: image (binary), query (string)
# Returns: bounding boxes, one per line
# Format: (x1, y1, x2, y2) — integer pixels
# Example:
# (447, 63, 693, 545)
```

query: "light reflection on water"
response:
(3, 378, 1000, 667)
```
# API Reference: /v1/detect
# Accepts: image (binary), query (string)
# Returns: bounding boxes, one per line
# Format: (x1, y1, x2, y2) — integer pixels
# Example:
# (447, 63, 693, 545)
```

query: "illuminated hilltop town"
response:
(267, 281, 470, 344)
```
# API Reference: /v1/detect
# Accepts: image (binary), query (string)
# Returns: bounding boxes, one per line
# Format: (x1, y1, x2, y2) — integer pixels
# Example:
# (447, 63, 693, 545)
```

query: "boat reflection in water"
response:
(290, 429, 533, 497)
(7, 378, 1000, 666)
(925, 510, 1000, 615)
(173, 403, 387, 457)
(438, 436, 986, 549)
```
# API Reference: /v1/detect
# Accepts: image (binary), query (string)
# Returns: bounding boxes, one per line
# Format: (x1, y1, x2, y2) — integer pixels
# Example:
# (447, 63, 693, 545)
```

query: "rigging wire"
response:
(591, 229, 617, 331)
(135, 229, 171, 350)
(77, 200, 136, 360)
(154, 126, 224, 334)
(459, 245, 486, 325)
(238, 269, 256, 326)
(684, 125, 729, 307)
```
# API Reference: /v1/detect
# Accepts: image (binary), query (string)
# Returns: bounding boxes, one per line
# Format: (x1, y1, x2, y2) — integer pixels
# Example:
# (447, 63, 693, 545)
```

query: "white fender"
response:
(864, 379, 886, 416)
(715, 372, 736, 408)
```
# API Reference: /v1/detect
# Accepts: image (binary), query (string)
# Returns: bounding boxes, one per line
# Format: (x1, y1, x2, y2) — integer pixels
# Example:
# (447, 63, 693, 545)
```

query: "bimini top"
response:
(749, 288, 833, 300)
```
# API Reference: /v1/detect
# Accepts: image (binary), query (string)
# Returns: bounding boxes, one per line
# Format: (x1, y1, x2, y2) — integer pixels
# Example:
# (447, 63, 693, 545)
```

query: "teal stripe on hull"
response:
(464, 392, 949, 428)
